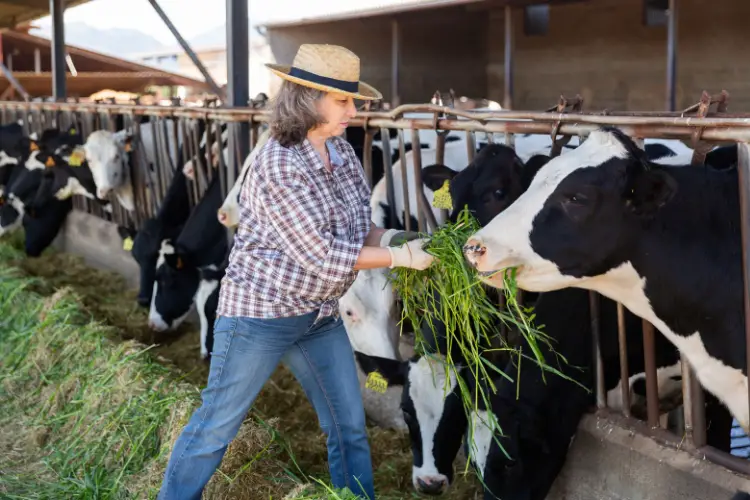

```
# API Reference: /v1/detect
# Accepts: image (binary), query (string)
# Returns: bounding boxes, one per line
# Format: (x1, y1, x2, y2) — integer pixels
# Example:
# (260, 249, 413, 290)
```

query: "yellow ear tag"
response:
(29, 141, 39, 152)
(365, 371, 388, 393)
(432, 179, 453, 210)
(124, 142, 132, 153)
(122, 237, 134, 252)
(45, 156, 55, 168)
(68, 149, 84, 167)
(69, 127, 77, 135)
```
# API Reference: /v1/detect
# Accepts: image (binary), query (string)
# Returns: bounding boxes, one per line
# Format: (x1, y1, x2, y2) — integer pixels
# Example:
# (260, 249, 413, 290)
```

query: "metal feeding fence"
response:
(0, 91, 748, 478)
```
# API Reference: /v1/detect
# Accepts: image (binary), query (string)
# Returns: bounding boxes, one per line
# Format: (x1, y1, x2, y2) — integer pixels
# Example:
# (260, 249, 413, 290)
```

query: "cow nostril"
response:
(416, 477, 447, 495)
(463, 239, 487, 257)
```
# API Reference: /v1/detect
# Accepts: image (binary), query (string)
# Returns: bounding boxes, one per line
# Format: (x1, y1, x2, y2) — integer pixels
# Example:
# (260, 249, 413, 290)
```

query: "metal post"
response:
(226, 0, 250, 171)
(737, 142, 750, 435)
(504, 5, 514, 110)
(148, 0, 224, 99)
(34, 48, 41, 74)
(0, 62, 29, 101)
(391, 19, 400, 108)
(50, 0, 67, 101)
(666, 0, 677, 111)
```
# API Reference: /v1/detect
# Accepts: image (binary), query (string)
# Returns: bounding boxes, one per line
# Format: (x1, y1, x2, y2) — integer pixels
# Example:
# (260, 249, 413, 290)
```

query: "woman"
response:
(157, 44, 434, 500)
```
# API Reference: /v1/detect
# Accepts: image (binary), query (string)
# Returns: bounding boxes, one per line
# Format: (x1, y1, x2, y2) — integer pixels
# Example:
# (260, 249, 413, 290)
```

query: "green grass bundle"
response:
(389, 207, 574, 457)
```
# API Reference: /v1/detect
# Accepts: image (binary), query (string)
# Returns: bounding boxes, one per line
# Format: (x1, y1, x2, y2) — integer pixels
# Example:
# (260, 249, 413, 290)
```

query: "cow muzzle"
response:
(463, 234, 522, 275)
(97, 187, 110, 200)
(415, 475, 448, 495)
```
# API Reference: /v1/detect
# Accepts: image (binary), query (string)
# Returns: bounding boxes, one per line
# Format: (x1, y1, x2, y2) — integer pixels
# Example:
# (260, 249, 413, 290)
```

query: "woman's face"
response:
(314, 92, 357, 138)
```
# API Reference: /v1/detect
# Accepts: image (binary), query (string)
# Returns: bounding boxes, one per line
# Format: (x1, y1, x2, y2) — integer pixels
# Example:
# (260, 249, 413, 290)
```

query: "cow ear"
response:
(354, 351, 407, 387)
(116, 225, 137, 241)
(422, 164, 458, 192)
(123, 135, 133, 153)
(627, 169, 677, 217)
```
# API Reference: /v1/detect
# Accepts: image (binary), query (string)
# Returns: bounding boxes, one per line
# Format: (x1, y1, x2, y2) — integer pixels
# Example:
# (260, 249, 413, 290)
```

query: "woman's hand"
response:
(387, 239, 435, 270)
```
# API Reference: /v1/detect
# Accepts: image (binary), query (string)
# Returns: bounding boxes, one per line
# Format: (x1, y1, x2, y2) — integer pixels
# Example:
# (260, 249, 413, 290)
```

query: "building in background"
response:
(0, 24, 210, 100)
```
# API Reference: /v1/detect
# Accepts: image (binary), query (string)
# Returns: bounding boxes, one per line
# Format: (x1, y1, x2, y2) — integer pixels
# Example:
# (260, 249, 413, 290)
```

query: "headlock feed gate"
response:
(0, 91, 748, 482)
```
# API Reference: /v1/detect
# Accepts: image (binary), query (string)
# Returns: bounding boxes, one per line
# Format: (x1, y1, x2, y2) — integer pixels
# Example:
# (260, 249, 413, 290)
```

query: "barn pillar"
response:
(666, 0, 677, 111)
(50, 0, 67, 101)
(226, 0, 251, 171)
(504, 5, 514, 109)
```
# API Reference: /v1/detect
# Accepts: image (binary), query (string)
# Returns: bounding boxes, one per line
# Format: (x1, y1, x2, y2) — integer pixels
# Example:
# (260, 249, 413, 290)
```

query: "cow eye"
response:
(493, 188, 505, 199)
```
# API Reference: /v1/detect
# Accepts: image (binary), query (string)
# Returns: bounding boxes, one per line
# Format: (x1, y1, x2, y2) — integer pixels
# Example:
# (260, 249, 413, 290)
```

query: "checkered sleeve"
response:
(261, 154, 363, 284)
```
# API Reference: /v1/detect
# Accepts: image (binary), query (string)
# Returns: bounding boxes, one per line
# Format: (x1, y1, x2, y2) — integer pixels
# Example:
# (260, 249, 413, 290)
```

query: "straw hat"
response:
(265, 44, 382, 101)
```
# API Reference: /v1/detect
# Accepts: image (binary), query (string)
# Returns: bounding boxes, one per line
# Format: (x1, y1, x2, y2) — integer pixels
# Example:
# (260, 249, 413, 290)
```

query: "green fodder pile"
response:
(0, 232, 482, 499)
(390, 207, 572, 458)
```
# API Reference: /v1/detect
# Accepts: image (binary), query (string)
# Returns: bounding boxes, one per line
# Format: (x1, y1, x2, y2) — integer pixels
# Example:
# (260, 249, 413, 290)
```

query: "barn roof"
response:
(0, 0, 93, 29)
(261, 0, 582, 28)
(0, 29, 212, 97)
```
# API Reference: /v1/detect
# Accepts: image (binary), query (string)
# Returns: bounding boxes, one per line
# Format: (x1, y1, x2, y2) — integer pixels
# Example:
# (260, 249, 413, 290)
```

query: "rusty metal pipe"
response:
(642, 320, 661, 428)
(617, 301, 631, 418)
(397, 129, 411, 232)
(411, 128, 426, 232)
(380, 128, 397, 227)
(363, 129, 374, 188)
(589, 291, 606, 408)
(737, 142, 750, 435)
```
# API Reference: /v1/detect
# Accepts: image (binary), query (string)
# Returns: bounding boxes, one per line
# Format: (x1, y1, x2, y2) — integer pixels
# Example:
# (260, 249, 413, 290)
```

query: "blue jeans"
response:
(157, 311, 375, 500)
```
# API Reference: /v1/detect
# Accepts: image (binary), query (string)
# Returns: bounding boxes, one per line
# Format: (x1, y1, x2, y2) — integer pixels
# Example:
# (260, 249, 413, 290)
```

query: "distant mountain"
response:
(30, 22, 166, 58)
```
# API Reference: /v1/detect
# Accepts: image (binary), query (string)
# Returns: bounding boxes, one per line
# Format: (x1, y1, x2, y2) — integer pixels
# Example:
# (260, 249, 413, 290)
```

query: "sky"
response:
(33, 0, 414, 45)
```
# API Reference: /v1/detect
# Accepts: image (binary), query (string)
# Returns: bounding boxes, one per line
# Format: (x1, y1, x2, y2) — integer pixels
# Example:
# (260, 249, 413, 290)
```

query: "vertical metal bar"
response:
(590, 291, 606, 408)
(642, 319, 661, 428)
(736, 142, 750, 435)
(617, 302, 632, 418)
(34, 49, 41, 74)
(681, 354, 695, 444)
(466, 131, 476, 163)
(391, 19, 400, 108)
(379, 127, 397, 227)
(411, 128, 426, 232)
(504, 5, 514, 110)
(363, 129, 374, 187)
(227, 0, 250, 169)
(397, 129, 411, 231)
(50, 0, 67, 101)
(435, 132, 449, 222)
(215, 122, 228, 199)
(666, 0, 678, 111)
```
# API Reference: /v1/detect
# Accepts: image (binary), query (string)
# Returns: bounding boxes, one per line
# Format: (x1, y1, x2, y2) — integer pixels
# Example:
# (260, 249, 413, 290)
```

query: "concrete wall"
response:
(269, 0, 750, 112)
(267, 5, 487, 104)
(549, 414, 750, 499)
(486, 0, 750, 112)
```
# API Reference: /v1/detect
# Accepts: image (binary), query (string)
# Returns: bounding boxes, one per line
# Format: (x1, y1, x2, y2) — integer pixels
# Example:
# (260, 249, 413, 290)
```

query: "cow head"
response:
(355, 352, 465, 496)
(117, 222, 168, 308)
(464, 127, 677, 292)
(421, 144, 546, 227)
(22, 197, 72, 257)
(339, 269, 400, 359)
(83, 129, 133, 204)
(148, 240, 200, 331)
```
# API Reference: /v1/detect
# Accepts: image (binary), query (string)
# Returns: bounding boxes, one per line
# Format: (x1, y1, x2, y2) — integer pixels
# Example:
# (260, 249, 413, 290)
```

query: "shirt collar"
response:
(296, 138, 345, 170)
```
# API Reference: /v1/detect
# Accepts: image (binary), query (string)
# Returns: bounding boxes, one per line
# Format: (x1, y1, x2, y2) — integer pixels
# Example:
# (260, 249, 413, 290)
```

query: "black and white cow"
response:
(148, 175, 228, 336)
(117, 165, 192, 307)
(83, 118, 180, 211)
(181, 121, 228, 181)
(21, 195, 73, 258)
(464, 126, 749, 433)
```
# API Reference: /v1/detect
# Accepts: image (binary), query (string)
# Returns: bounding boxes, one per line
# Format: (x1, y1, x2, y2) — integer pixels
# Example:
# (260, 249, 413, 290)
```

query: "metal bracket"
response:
(548, 94, 584, 157)
(682, 90, 729, 165)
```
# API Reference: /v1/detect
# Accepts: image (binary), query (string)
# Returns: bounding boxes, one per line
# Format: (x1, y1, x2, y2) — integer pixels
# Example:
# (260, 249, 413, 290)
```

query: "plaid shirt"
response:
(217, 134, 372, 320)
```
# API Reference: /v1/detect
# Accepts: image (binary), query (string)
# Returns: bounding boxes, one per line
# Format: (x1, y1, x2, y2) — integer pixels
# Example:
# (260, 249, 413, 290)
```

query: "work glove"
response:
(379, 228, 421, 248)
(387, 238, 435, 270)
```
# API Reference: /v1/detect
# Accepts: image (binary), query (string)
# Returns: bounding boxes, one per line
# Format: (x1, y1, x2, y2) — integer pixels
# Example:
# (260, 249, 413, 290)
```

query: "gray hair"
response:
(269, 80, 327, 147)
